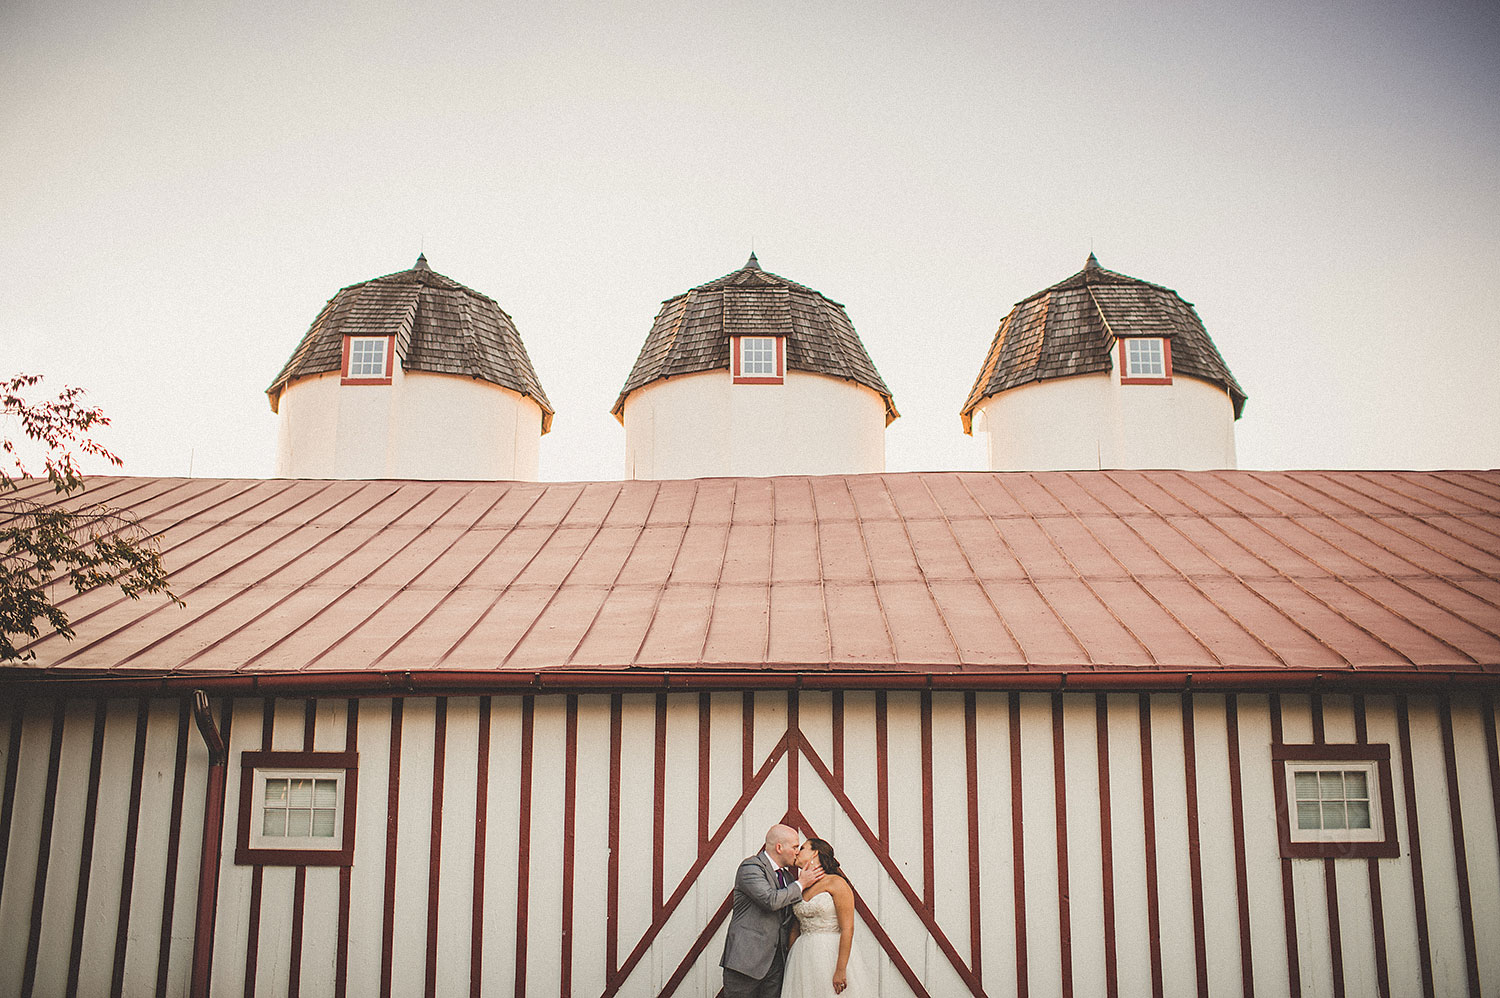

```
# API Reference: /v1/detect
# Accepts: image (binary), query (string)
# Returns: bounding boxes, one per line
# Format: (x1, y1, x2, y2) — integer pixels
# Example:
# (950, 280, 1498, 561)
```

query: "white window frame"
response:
(248, 767, 348, 852)
(1283, 760, 1384, 845)
(739, 336, 779, 378)
(1123, 337, 1166, 378)
(347, 336, 388, 379)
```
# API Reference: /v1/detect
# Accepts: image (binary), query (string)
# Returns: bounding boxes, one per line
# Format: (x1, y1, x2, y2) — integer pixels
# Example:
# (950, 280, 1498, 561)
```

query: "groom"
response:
(720, 824, 824, 998)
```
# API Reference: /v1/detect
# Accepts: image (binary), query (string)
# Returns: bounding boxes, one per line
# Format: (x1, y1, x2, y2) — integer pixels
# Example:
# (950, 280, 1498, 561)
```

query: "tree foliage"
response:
(2, 374, 181, 661)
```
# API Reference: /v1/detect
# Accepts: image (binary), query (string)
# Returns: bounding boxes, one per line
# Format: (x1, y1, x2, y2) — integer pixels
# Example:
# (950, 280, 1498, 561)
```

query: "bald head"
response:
(764, 824, 798, 852)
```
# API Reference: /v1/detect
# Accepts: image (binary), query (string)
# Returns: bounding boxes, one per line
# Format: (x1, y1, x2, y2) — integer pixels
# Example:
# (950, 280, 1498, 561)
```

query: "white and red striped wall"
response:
(1, 688, 1497, 997)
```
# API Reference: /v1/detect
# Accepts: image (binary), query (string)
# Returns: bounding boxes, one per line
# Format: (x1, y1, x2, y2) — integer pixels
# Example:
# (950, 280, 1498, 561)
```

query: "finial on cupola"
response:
(744, 251, 761, 271)
(414, 252, 430, 271)
(1085, 251, 1100, 270)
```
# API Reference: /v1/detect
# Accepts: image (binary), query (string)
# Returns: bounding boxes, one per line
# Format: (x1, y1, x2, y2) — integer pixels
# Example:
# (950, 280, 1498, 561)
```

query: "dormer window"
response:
(732, 335, 784, 385)
(1119, 337, 1172, 385)
(341, 335, 395, 385)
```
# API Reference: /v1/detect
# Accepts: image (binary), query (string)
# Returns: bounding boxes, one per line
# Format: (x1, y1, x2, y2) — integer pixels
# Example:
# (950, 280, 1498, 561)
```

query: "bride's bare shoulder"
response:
(822, 874, 853, 897)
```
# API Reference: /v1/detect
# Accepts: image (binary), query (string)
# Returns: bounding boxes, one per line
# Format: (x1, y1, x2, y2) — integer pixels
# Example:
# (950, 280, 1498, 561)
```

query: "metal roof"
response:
(961, 255, 1247, 432)
(3, 471, 1497, 688)
(266, 255, 554, 431)
(613, 256, 898, 423)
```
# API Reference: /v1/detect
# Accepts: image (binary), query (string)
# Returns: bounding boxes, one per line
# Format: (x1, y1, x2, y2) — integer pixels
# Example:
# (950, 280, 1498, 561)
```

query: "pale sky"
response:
(3, 0, 1497, 481)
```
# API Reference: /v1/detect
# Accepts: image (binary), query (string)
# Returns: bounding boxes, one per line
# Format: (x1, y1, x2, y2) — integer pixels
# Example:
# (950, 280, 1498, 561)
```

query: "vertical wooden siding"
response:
(1, 690, 1497, 997)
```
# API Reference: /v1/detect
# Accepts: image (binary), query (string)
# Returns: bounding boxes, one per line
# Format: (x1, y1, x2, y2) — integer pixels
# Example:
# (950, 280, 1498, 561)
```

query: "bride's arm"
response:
(830, 878, 855, 994)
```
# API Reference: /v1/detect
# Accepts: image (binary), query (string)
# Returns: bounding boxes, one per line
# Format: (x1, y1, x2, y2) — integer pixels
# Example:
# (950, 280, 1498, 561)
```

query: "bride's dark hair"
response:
(806, 837, 848, 885)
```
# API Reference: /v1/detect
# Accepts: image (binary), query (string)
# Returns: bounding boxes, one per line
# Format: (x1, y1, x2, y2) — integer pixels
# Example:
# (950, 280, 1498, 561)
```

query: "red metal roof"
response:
(3, 471, 1498, 688)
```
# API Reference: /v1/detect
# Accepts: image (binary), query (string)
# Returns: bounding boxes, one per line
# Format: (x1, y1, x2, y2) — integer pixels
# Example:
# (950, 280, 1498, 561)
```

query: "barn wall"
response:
(1, 689, 1497, 997)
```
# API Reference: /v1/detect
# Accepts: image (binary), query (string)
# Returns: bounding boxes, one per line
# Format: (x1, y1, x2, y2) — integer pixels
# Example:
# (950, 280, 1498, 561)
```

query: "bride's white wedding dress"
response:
(780, 890, 875, 997)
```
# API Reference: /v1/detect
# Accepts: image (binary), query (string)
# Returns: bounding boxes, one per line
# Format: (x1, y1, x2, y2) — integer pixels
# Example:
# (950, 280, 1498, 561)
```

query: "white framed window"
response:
(1123, 337, 1166, 378)
(1271, 744, 1398, 859)
(236, 750, 357, 866)
(347, 336, 387, 378)
(740, 336, 778, 377)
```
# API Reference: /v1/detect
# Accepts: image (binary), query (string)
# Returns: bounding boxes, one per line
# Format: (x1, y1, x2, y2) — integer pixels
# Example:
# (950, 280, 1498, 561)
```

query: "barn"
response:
(2, 468, 1498, 998)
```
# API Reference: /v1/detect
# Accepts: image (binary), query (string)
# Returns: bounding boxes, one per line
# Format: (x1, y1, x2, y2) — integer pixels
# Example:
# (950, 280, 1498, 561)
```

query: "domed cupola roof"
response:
(961, 254, 1245, 432)
(613, 254, 898, 423)
(267, 254, 553, 431)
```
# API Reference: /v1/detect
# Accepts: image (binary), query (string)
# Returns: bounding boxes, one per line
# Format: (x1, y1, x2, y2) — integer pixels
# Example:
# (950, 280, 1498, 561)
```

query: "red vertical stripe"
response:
(425, 698, 449, 998)
(0, 695, 25, 906)
(1052, 692, 1073, 998)
(1095, 694, 1119, 998)
(1353, 696, 1391, 998)
(288, 698, 315, 998)
(20, 699, 67, 998)
(560, 696, 578, 998)
(1225, 694, 1255, 998)
(110, 697, 150, 998)
(606, 694, 622, 981)
(921, 690, 935, 910)
(1438, 696, 1482, 997)
(1311, 695, 1346, 998)
(652, 693, 666, 914)
(335, 699, 359, 998)
(513, 696, 535, 998)
(698, 693, 710, 845)
(965, 692, 983, 986)
(1270, 695, 1302, 998)
(469, 696, 490, 998)
(876, 691, 890, 846)
(155, 699, 191, 998)
(243, 699, 275, 998)
(1396, 696, 1436, 998)
(832, 692, 845, 788)
(380, 699, 405, 997)
(1139, 694, 1164, 998)
(1009, 692, 1028, 998)
(787, 690, 800, 821)
(1181, 694, 1208, 998)
(742, 692, 754, 791)
(65, 699, 108, 998)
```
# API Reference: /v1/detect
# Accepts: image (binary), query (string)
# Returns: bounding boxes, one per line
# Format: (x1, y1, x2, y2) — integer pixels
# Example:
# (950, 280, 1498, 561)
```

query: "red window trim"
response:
(235, 749, 358, 866)
(1270, 743, 1399, 859)
(341, 335, 395, 386)
(1118, 337, 1173, 385)
(731, 335, 785, 385)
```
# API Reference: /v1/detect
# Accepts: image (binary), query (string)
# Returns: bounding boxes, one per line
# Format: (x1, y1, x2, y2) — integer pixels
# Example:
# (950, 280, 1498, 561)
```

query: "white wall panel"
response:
(525, 695, 568, 996)
(973, 692, 1016, 993)
(120, 699, 184, 994)
(73, 699, 142, 998)
(930, 692, 973, 970)
(663, 694, 700, 894)
(1104, 694, 1152, 998)
(616, 694, 658, 956)
(211, 697, 262, 998)
(572, 695, 614, 998)
(479, 697, 523, 996)
(1365, 695, 1424, 998)
(1236, 694, 1293, 998)
(1061, 695, 1107, 998)
(1408, 696, 1469, 998)
(1018, 693, 1062, 998)
(1452, 696, 1500, 998)
(434, 698, 480, 995)
(31, 700, 95, 996)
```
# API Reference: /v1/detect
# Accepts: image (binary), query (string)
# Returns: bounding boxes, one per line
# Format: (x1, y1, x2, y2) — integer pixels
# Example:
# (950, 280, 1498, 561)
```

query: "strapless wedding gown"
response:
(780, 891, 875, 997)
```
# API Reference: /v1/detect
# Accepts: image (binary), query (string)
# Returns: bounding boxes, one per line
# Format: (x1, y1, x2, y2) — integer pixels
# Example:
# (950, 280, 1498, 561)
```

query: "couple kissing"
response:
(720, 824, 874, 997)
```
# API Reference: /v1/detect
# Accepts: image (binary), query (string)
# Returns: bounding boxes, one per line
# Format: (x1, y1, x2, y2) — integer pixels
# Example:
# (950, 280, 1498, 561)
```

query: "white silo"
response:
(962, 254, 1245, 471)
(267, 255, 552, 480)
(614, 254, 897, 479)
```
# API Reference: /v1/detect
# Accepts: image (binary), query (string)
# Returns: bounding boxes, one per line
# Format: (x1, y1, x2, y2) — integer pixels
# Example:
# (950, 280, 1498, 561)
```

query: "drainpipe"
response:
(189, 690, 227, 998)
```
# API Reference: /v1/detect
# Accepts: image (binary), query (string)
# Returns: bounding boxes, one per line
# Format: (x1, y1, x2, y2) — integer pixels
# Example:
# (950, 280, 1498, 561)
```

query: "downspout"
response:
(189, 690, 227, 998)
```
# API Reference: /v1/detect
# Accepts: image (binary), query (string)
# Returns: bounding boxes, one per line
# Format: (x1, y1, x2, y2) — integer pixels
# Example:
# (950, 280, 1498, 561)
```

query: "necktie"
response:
(775, 867, 788, 888)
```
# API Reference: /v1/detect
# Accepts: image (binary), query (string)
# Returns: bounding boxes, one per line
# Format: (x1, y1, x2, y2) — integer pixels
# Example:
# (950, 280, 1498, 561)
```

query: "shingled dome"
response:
(961, 254, 1245, 433)
(613, 254, 898, 423)
(267, 255, 553, 432)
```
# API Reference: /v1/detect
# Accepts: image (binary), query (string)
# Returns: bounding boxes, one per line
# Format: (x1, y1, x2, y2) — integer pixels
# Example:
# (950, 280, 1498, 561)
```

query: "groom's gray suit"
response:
(720, 850, 803, 997)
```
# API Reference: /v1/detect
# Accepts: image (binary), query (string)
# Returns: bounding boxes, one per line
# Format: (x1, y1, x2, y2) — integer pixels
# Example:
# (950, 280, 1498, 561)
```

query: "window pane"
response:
(265, 778, 288, 804)
(1322, 802, 1347, 830)
(312, 808, 337, 837)
(263, 808, 287, 836)
(1347, 801, 1371, 829)
(314, 779, 338, 808)
(287, 809, 312, 837)
(289, 779, 313, 807)
(1297, 801, 1322, 829)
(1344, 771, 1368, 800)
(1294, 772, 1319, 800)
(1320, 772, 1344, 800)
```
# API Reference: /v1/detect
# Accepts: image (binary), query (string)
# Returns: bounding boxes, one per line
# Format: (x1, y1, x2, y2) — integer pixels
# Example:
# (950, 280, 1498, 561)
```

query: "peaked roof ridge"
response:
(1014, 258, 1189, 308)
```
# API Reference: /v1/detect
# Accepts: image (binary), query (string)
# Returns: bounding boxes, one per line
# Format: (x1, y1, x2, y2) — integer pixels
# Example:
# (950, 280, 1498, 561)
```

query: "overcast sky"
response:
(3, 0, 1497, 482)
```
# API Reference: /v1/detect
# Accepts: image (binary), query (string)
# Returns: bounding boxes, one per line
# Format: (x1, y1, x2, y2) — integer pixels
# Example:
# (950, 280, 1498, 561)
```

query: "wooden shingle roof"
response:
(267, 255, 553, 431)
(961, 255, 1246, 432)
(613, 255, 898, 423)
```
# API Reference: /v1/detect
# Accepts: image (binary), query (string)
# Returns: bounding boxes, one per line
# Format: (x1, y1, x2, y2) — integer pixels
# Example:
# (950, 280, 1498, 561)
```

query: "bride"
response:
(781, 838, 875, 997)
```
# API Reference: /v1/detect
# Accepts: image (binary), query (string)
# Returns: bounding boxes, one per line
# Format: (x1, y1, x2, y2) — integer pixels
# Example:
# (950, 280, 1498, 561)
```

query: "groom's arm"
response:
(735, 861, 802, 912)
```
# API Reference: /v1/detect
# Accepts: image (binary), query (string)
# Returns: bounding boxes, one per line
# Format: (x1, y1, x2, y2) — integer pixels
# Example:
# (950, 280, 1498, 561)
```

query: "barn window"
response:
(1119, 337, 1172, 384)
(1271, 744, 1398, 859)
(341, 335, 395, 385)
(236, 750, 357, 866)
(732, 336, 784, 384)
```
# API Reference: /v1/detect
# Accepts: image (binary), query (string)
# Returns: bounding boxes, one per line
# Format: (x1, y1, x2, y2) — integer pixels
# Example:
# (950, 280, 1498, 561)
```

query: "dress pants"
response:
(722, 946, 786, 998)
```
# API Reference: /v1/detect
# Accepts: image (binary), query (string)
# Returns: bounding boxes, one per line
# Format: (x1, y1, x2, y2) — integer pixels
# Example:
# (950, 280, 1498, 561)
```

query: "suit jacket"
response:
(719, 850, 803, 979)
